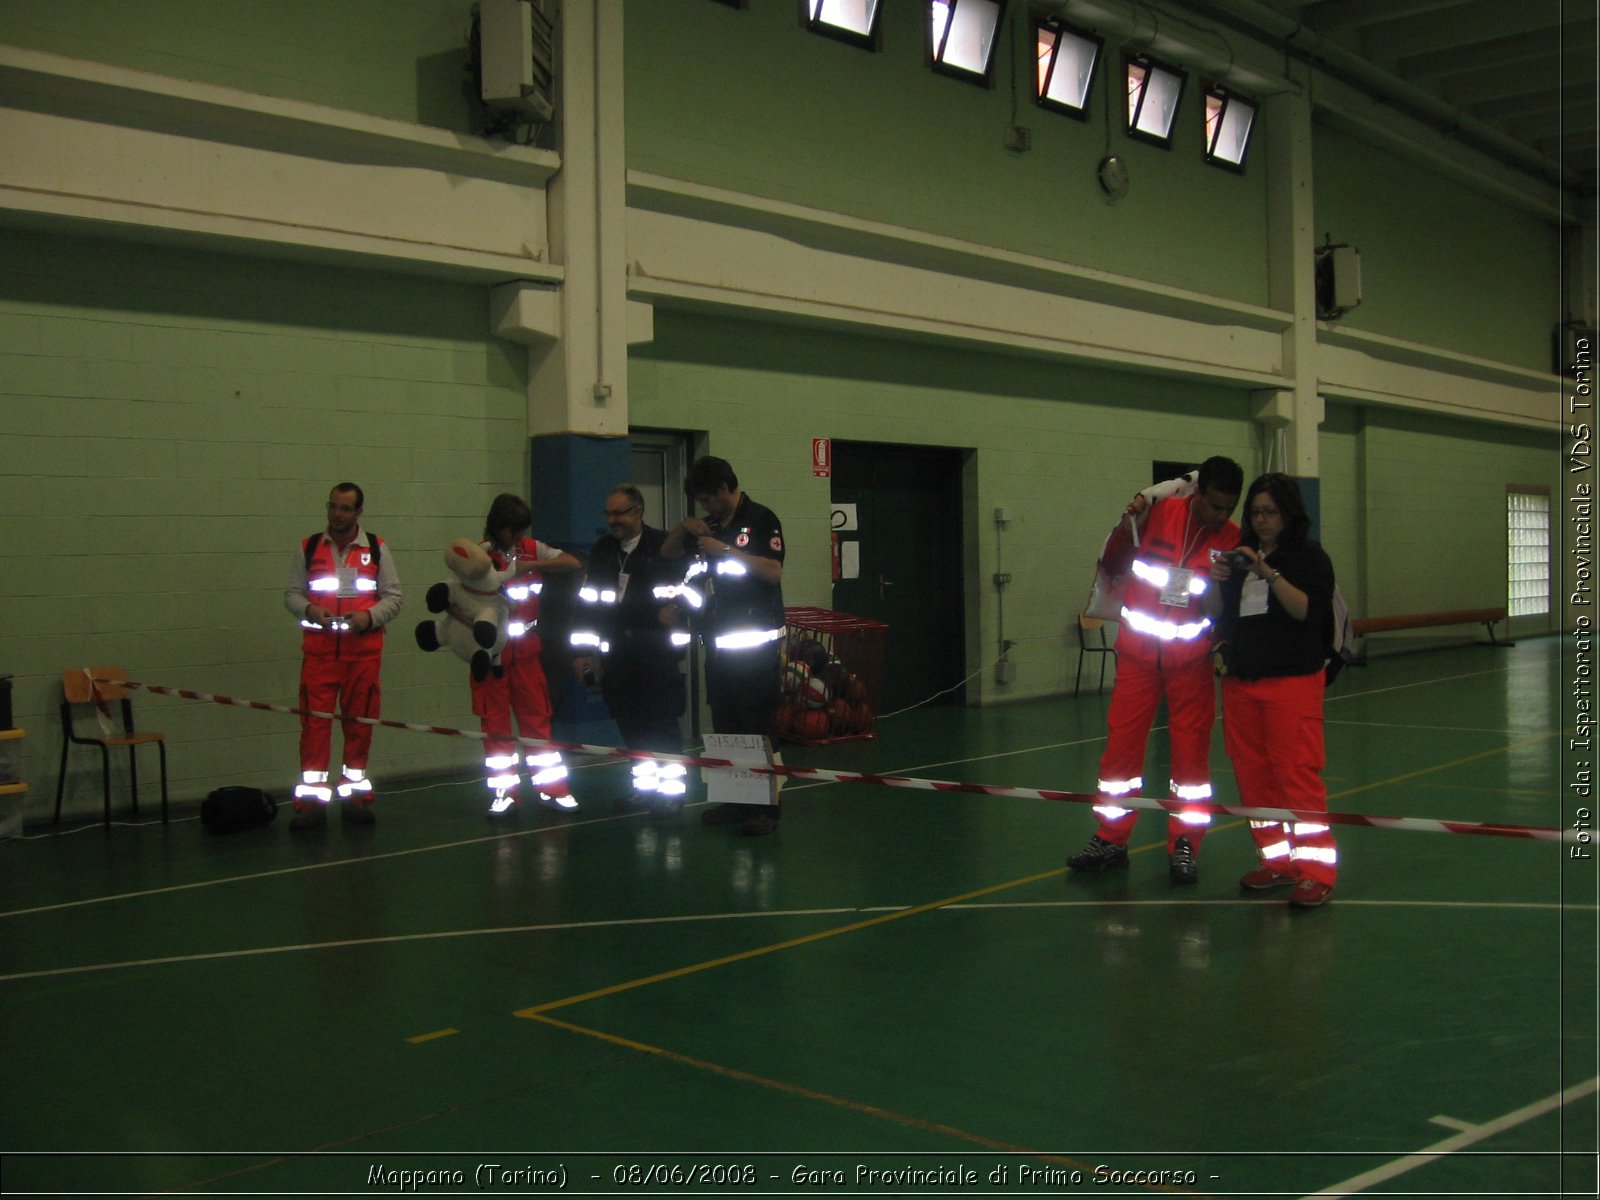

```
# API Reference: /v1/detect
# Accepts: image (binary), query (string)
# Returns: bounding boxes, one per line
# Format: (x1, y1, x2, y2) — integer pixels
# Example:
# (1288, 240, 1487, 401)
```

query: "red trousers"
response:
(470, 644, 568, 798)
(1222, 672, 1337, 886)
(1093, 652, 1217, 853)
(298, 654, 380, 784)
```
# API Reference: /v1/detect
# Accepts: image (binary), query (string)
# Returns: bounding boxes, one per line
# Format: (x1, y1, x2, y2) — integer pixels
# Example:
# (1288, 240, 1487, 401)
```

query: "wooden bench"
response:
(1350, 607, 1510, 657)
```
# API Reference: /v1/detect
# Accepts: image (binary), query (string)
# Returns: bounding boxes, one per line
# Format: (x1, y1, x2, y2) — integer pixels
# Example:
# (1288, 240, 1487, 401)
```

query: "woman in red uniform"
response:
(1209, 473, 1338, 908)
(474, 494, 581, 819)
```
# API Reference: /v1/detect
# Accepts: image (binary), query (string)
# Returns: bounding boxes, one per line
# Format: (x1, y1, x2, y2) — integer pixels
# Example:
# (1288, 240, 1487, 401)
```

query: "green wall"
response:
(1358, 410, 1558, 635)
(630, 310, 1257, 700)
(0, 230, 530, 816)
(1321, 402, 1560, 639)
(624, 0, 1273, 306)
(0, 0, 476, 130)
(1313, 121, 1560, 371)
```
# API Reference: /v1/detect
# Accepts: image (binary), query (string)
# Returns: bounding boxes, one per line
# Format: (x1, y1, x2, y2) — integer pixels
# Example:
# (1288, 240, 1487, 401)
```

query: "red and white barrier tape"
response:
(118, 678, 1575, 843)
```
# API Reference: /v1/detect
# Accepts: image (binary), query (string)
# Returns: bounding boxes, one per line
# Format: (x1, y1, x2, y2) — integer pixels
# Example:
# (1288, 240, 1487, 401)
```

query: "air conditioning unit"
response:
(1315, 243, 1361, 321)
(478, 0, 555, 124)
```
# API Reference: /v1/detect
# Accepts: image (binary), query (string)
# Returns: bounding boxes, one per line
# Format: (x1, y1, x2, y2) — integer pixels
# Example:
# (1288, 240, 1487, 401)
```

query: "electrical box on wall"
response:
(478, 0, 555, 122)
(1315, 243, 1361, 320)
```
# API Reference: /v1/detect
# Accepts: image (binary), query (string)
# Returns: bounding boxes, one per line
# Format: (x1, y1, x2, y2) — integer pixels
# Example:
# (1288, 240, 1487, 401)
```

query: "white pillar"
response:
(1261, 76, 1321, 477)
(510, 0, 644, 438)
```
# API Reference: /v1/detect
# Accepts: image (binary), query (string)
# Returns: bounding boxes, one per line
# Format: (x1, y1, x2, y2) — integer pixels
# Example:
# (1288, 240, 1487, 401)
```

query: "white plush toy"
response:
(414, 539, 515, 681)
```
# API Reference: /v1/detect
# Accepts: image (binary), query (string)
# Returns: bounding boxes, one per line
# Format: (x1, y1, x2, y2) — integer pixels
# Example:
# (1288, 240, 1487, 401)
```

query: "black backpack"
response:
(201, 786, 278, 834)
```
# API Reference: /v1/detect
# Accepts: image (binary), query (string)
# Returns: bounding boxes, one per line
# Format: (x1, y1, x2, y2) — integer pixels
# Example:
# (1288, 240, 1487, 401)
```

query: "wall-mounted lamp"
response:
(1203, 85, 1256, 171)
(1035, 18, 1102, 118)
(804, 0, 882, 49)
(929, 0, 1005, 85)
(1125, 52, 1186, 148)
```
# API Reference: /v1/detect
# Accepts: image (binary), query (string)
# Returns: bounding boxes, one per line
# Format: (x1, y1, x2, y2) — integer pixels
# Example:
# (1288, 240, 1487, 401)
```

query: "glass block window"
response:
(1507, 488, 1550, 618)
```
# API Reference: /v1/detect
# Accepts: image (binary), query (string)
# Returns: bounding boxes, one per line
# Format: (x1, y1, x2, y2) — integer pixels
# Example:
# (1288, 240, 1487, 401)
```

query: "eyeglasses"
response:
(604, 505, 641, 519)
(1247, 506, 1280, 518)
(326, 502, 359, 514)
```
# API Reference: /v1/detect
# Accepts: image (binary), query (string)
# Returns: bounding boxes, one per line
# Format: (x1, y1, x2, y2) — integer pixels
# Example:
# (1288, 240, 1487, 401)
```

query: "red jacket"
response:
(300, 534, 387, 660)
(1114, 495, 1239, 669)
(489, 537, 546, 647)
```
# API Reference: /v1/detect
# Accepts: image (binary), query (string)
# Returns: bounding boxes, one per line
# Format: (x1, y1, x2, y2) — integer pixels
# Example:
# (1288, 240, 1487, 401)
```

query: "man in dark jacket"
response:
(663, 456, 786, 837)
(572, 485, 689, 813)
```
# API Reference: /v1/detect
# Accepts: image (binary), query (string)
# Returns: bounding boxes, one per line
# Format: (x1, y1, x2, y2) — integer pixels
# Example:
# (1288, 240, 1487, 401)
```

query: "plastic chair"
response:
(56, 667, 168, 827)
(1074, 613, 1113, 697)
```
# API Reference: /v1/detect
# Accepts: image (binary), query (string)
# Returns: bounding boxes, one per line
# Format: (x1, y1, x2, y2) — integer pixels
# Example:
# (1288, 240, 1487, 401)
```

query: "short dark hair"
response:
(331, 482, 364, 509)
(1196, 456, 1243, 498)
(684, 456, 738, 498)
(484, 492, 532, 541)
(609, 484, 645, 512)
(1241, 473, 1312, 550)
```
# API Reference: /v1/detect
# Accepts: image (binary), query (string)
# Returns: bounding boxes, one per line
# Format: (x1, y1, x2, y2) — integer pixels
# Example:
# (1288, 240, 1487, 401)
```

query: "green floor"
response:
(1, 637, 1594, 1197)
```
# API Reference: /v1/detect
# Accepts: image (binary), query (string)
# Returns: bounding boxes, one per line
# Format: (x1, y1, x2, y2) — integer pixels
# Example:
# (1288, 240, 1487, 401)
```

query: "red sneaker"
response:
(1240, 866, 1297, 891)
(1288, 879, 1334, 908)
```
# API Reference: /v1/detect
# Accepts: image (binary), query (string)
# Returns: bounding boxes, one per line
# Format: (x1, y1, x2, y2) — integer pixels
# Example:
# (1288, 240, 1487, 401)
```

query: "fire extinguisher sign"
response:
(812, 437, 831, 478)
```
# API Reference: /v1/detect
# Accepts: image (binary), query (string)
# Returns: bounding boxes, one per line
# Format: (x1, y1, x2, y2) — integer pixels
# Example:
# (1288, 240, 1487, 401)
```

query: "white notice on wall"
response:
(702, 732, 780, 807)
(841, 540, 860, 579)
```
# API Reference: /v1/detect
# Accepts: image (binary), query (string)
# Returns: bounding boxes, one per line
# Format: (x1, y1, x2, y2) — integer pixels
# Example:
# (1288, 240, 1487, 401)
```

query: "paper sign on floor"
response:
(703, 732, 780, 808)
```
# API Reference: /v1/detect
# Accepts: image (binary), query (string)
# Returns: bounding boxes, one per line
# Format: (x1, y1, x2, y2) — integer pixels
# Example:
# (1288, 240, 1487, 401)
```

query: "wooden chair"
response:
(56, 667, 168, 827)
(1074, 613, 1114, 697)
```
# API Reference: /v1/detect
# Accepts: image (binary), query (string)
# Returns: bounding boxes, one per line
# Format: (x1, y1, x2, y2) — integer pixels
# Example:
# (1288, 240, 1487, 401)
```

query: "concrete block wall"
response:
(0, 230, 530, 821)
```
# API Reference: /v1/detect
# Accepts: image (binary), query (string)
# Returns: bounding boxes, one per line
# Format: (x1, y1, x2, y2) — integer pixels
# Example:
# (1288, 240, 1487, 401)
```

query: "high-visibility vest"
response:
(490, 537, 545, 643)
(300, 533, 386, 659)
(1118, 496, 1238, 668)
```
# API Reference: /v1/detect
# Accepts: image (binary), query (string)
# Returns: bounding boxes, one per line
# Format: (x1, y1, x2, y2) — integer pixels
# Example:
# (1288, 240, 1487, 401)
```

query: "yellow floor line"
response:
(525, 1012, 1215, 1198)
(514, 865, 1065, 1018)
(404, 1028, 458, 1044)
(510, 732, 1553, 1025)
(1324, 731, 1557, 802)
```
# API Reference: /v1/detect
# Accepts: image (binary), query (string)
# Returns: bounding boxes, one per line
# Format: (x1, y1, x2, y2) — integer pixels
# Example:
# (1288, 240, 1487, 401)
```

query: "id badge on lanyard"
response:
(1159, 568, 1195, 608)
(1240, 575, 1270, 618)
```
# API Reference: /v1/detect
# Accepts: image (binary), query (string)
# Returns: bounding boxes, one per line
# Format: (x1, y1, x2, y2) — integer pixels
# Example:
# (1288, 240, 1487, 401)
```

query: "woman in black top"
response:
(1208, 474, 1339, 908)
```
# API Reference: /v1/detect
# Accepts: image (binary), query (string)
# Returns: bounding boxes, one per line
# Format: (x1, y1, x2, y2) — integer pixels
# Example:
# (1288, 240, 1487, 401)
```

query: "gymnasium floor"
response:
(0, 636, 1593, 1197)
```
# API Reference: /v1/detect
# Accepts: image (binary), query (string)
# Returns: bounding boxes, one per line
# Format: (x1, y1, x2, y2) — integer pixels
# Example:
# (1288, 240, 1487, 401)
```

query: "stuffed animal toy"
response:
(414, 539, 514, 681)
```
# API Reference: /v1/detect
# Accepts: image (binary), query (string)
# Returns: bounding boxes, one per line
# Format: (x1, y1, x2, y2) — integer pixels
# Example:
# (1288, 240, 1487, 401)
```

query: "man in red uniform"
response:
(1066, 456, 1242, 884)
(284, 482, 403, 831)
(472, 493, 582, 819)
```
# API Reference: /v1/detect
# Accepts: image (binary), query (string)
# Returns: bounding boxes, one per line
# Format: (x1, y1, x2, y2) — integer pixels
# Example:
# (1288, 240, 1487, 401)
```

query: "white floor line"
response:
(1302, 1076, 1600, 1198)
(0, 906, 864, 984)
(1427, 1115, 1478, 1132)
(1325, 664, 1518, 703)
(1325, 719, 1536, 734)
(870, 899, 1591, 912)
(2, 658, 1547, 915)
(4, 895, 1589, 985)
(0, 804, 655, 920)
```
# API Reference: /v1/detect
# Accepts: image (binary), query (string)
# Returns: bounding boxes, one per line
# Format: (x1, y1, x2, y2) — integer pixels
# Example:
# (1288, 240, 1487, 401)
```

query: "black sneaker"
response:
(1168, 835, 1197, 885)
(1066, 835, 1128, 873)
